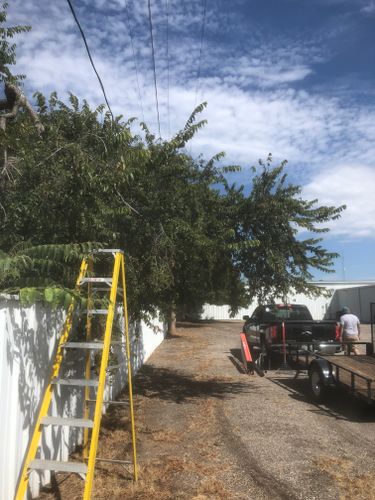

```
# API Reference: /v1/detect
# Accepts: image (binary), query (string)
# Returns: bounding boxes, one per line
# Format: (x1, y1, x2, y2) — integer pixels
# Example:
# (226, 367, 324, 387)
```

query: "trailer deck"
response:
(284, 345, 375, 403)
(323, 354, 375, 378)
(242, 316, 375, 404)
(316, 354, 375, 403)
(256, 340, 375, 403)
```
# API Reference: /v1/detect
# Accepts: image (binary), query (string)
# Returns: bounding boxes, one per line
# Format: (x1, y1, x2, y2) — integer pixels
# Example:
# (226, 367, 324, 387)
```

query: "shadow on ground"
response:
(176, 320, 217, 328)
(176, 320, 241, 329)
(228, 351, 247, 374)
(269, 374, 375, 423)
(133, 365, 254, 403)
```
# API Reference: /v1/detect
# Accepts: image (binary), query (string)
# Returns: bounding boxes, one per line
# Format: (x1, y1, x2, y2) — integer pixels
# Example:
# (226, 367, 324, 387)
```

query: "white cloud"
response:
(187, 86, 375, 174)
(303, 165, 375, 239)
(360, 1, 375, 14)
(5, 0, 375, 241)
(218, 59, 313, 87)
(6, 1, 375, 151)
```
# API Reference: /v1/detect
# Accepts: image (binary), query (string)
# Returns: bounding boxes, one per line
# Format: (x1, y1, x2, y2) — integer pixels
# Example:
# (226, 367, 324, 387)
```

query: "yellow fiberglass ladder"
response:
(15, 249, 138, 500)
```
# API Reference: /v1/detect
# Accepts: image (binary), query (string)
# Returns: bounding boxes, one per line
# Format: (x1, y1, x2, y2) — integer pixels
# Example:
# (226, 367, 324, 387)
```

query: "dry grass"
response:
(195, 477, 234, 499)
(121, 454, 231, 500)
(40, 383, 234, 499)
(315, 455, 375, 500)
(149, 428, 182, 443)
(135, 422, 184, 443)
(192, 374, 238, 383)
(40, 324, 241, 500)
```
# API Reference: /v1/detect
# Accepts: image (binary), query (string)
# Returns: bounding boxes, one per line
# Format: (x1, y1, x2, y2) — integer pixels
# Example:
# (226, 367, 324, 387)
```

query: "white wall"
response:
(202, 284, 375, 323)
(0, 299, 166, 500)
(202, 292, 331, 321)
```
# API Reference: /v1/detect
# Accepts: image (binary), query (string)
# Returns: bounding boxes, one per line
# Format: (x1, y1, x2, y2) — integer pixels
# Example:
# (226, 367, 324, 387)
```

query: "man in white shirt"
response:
(340, 306, 361, 355)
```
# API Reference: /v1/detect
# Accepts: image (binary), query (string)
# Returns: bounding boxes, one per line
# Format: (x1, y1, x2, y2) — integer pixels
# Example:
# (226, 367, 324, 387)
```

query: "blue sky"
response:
(6, 0, 375, 280)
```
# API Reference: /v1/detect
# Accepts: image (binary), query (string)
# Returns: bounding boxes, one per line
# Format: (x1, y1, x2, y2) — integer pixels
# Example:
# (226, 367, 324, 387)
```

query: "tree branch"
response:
(0, 83, 44, 135)
(114, 187, 141, 216)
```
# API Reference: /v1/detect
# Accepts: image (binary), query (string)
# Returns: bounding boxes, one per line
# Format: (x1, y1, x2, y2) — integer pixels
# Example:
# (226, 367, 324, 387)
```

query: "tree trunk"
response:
(0, 116, 6, 172)
(167, 309, 177, 337)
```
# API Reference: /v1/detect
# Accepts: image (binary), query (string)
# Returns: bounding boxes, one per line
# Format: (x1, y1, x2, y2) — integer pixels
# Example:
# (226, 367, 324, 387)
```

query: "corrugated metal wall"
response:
(326, 285, 375, 323)
(0, 299, 166, 500)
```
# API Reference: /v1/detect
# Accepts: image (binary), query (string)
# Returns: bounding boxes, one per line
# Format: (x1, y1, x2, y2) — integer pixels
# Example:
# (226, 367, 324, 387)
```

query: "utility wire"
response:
(166, 0, 171, 137)
(124, 0, 145, 123)
(66, 0, 114, 121)
(147, 0, 162, 138)
(194, 0, 207, 108)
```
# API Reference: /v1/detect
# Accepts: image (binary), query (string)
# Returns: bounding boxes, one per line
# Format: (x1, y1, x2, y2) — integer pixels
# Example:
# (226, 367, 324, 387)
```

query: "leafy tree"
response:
(228, 155, 345, 303)
(1, 93, 346, 327)
(1, 96, 246, 324)
(0, 2, 30, 84)
(0, 4, 41, 208)
(113, 106, 248, 330)
(1, 92, 139, 247)
(0, 4, 345, 327)
(0, 242, 99, 307)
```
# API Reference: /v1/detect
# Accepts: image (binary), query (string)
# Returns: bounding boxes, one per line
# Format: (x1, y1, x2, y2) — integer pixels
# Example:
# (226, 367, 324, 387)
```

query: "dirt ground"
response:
(40, 321, 375, 500)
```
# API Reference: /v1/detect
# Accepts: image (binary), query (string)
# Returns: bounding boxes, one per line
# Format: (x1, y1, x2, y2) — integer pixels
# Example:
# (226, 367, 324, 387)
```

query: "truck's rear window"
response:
(262, 305, 312, 321)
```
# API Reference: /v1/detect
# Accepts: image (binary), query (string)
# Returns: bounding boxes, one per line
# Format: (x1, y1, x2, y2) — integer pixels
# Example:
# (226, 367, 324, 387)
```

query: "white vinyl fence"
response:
(0, 297, 166, 500)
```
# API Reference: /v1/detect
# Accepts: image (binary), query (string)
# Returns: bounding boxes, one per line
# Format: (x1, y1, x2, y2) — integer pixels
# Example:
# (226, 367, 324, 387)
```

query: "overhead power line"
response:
(147, 0, 162, 138)
(166, 0, 171, 137)
(194, 0, 207, 108)
(124, 0, 145, 123)
(66, 0, 114, 121)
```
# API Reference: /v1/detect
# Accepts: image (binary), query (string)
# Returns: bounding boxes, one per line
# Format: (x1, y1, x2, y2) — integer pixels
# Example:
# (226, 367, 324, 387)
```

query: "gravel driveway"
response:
(41, 321, 375, 499)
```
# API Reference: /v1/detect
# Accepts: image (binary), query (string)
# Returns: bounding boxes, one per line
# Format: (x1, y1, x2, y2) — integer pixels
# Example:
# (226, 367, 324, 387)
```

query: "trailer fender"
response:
(308, 358, 333, 386)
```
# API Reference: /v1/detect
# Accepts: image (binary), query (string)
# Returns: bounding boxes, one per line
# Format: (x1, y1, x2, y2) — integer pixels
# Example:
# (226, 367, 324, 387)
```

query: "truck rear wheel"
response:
(310, 366, 327, 402)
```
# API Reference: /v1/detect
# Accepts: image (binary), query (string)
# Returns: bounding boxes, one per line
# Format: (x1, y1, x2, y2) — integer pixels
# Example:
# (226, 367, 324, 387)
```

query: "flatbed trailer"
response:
(314, 353, 375, 403)
(306, 346, 375, 404)
(243, 336, 375, 403)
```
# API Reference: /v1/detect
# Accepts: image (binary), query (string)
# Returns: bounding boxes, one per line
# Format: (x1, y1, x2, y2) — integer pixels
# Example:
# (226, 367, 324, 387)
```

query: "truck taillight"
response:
(335, 323, 341, 341)
(270, 326, 277, 341)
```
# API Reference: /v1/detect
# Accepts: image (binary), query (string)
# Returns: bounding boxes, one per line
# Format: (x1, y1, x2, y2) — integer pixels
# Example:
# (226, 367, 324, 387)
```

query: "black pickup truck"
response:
(241, 304, 375, 405)
(243, 304, 340, 357)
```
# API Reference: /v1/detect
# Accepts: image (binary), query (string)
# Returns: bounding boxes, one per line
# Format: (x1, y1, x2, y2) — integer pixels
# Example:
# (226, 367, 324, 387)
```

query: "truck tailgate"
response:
(281, 320, 337, 341)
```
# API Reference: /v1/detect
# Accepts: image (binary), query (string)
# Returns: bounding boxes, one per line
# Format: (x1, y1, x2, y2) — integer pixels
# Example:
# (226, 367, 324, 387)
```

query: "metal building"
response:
(201, 281, 375, 322)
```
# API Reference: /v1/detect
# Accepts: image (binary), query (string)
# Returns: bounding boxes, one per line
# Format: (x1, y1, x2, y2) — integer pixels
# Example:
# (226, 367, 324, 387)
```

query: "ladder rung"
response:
(41, 417, 94, 428)
(92, 249, 123, 254)
(96, 458, 131, 464)
(79, 277, 113, 286)
(52, 378, 99, 387)
(64, 341, 104, 350)
(91, 287, 123, 294)
(87, 309, 109, 315)
(86, 399, 129, 406)
(64, 341, 124, 349)
(29, 459, 87, 474)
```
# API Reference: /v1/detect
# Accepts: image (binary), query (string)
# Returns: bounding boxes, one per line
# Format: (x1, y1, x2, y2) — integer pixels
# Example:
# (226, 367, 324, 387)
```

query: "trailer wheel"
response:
(310, 366, 327, 402)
